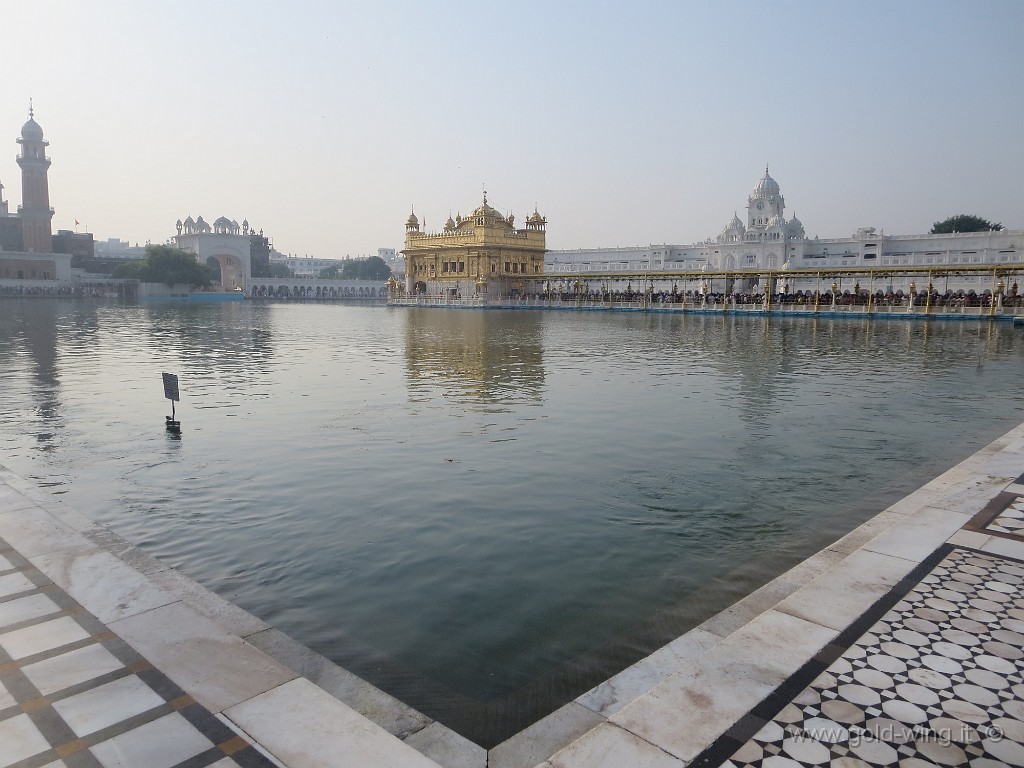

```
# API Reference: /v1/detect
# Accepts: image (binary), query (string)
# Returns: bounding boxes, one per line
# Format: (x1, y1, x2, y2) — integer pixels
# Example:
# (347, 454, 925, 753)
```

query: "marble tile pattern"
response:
(0, 537, 277, 768)
(986, 496, 1024, 538)
(718, 547, 1024, 768)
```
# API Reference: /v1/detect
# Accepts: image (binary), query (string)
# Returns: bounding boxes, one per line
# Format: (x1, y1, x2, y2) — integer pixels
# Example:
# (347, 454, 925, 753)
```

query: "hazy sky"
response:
(2, 1, 1022, 258)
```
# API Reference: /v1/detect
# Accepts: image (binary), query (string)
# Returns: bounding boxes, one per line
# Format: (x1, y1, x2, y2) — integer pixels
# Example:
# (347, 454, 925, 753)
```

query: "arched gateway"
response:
(173, 226, 252, 291)
(172, 215, 268, 291)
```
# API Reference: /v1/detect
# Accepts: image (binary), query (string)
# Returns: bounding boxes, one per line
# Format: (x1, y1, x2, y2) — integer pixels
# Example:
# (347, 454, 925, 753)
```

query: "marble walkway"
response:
(2, 422, 1024, 768)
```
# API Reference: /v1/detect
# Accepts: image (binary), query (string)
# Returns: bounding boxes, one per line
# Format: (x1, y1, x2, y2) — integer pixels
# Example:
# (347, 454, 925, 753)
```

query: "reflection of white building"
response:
(547, 167, 1020, 290)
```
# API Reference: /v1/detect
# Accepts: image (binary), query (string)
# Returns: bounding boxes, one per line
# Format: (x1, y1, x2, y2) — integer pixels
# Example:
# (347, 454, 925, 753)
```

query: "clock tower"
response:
(16, 103, 54, 253)
(746, 164, 785, 230)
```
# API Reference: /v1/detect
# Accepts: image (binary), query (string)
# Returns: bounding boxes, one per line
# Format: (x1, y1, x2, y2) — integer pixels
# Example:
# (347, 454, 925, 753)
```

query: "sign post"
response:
(162, 372, 181, 433)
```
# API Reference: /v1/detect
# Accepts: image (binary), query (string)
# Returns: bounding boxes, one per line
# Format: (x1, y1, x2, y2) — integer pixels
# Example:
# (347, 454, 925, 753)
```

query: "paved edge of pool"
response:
(0, 464, 468, 768)
(2, 419, 1023, 768)
(516, 420, 1024, 768)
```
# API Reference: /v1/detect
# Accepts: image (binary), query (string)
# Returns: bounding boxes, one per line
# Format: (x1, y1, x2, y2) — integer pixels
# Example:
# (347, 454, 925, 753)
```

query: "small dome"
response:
(406, 209, 419, 227)
(21, 117, 44, 142)
(528, 209, 544, 224)
(468, 191, 503, 222)
(787, 214, 805, 239)
(470, 201, 504, 221)
(444, 215, 456, 231)
(214, 216, 232, 227)
(183, 216, 195, 226)
(725, 212, 744, 231)
(753, 165, 780, 197)
(196, 215, 206, 225)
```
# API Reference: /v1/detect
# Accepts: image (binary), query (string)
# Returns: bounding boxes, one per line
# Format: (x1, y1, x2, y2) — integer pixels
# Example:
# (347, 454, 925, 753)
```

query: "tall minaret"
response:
(16, 102, 54, 253)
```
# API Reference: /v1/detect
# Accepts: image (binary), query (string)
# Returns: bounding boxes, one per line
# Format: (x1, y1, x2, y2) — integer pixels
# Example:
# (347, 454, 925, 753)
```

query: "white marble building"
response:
(546, 168, 1020, 291)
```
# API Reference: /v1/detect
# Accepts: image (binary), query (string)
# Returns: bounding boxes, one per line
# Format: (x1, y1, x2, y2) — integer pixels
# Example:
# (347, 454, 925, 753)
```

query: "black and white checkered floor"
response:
(714, 546, 1024, 768)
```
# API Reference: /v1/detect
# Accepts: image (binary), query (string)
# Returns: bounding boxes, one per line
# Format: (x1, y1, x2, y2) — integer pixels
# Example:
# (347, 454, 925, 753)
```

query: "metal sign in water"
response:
(162, 372, 179, 402)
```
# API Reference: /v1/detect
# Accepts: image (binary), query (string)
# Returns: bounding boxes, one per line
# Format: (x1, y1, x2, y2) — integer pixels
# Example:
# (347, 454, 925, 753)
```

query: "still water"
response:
(1, 299, 1022, 744)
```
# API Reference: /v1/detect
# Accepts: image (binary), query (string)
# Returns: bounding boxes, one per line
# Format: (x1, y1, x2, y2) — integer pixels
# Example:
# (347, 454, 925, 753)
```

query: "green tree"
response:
(930, 215, 1003, 234)
(269, 262, 293, 278)
(340, 255, 392, 280)
(113, 245, 212, 287)
(319, 265, 341, 279)
(111, 259, 145, 280)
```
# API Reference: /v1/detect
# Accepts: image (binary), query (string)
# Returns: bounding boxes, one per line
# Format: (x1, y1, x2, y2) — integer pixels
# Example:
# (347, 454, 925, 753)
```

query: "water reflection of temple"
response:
(402, 310, 545, 405)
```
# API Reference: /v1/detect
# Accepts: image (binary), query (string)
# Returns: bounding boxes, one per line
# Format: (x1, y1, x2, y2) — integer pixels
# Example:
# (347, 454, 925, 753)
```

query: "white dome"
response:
(787, 214, 805, 239)
(753, 166, 780, 197)
(21, 117, 44, 142)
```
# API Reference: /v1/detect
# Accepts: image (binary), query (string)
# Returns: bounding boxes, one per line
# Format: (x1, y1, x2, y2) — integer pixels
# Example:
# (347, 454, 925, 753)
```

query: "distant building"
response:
(378, 247, 404, 277)
(402, 193, 547, 295)
(173, 215, 273, 289)
(52, 229, 95, 262)
(0, 107, 72, 282)
(0, 179, 23, 251)
(16, 106, 54, 253)
(249, 232, 271, 277)
(270, 253, 344, 278)
(93, 238, 147, 260)
(546, 167, 1021, 292)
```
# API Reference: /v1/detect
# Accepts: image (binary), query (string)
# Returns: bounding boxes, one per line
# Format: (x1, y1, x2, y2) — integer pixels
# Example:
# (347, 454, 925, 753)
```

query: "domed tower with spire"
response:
(16, 101, 55, 253)
(746, 164, 785, 232)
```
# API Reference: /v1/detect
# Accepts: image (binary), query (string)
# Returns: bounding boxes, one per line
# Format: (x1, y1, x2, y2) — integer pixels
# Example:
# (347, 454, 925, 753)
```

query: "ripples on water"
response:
(1, 299, 1022, 743)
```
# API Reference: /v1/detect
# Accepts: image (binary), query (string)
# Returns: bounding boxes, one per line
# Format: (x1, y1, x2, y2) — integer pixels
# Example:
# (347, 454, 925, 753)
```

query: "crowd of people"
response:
(248, 285, 381, 299)
(0, 284, 125, 298)
(533, 285, 1022, 309)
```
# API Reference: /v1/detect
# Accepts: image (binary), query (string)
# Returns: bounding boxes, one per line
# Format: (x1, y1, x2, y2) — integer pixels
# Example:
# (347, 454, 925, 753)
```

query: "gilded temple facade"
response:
(402, 194, 546, 296)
